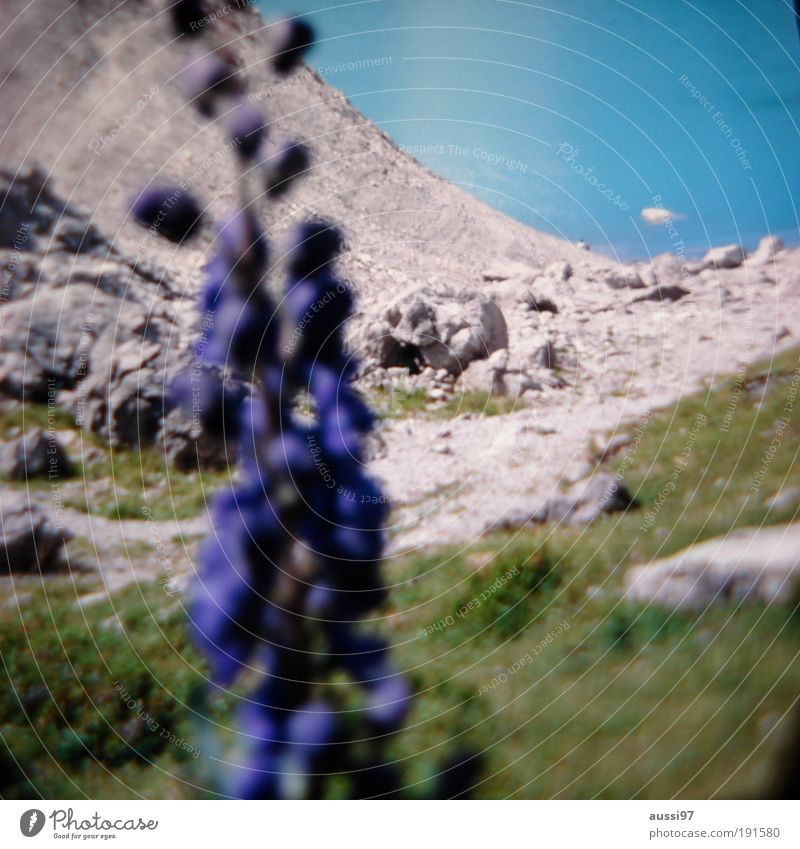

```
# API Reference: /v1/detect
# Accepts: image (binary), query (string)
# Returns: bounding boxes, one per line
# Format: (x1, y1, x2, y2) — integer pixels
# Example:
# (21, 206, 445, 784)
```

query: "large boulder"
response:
(651, 254, 688, 287)
(0, 284, 117, 401)
(746, 235, 784, 266)
(602, 266, 646, 290)
(364, 285, 508, 374)
(486, 473, 634, 531)
(0, 428, 73, 480)
(158, 407, 234, 471)
(702, 244, 746, 270)
(0, 496, 71, 573)
(75, 331, 167, 446)
(625, 524, 800, 610)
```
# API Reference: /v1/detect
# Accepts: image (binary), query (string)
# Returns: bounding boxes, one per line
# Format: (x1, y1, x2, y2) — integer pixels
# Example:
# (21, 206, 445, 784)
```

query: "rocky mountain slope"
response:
(1, 0, 798, 562)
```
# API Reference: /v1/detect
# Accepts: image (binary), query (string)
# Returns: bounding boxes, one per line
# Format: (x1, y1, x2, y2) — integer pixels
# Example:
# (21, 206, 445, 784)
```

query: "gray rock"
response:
(487, 473, 634, 531)
(632, 285, 689, 304)
(604, 267, 646, 290)
(38, 254, 136, 297)
(527, 276, 563, 313)
(0, 284, 117, 401)
(538, 340, 558, 370)
(546, 260, 572, 282)
(766, 487, 800, 514)
(703, 243, 746, 269)
(625, 524, 800, 610)
(158, 408, 232, 472)
(0, 166, 104, 255)
(747, 235, 784, 266)
(69, 310, 170, 446)
(0, 428, 74, 480)
(367, 285, 508, 374)
(460, 349, 507, 395)
(0, 496, 71, 573)
(482, 260, 538, 282)
(591, 433, 632, 463)
(651, 254, 688, 287)
(560, 473, 634, 525)
(460, 348, 539, 397)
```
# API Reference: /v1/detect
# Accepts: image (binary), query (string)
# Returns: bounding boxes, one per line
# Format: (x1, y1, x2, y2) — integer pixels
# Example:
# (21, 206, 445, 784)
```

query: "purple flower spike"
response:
(146, 5, 433, 797)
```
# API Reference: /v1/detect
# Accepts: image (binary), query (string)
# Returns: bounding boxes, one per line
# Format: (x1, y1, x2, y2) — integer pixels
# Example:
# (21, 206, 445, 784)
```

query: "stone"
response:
(365, 285, 508, 374)
(0, 284, 116, 401)
(482, 260, 537, 282)
(0, 428, 74, 480)
(502, 371, 540, 399)
(526, 276, 562, 313)
(538, 340, 558, 370)
(624, 524, 800, 610)
(546, 260, 572, 282)
(69, 307, 169, 446)
(766, 487, 800, 514)
(747, 235, 784, 266)
(592, 433, 632, 463)
(158, 408, 233, 471)
(486, 473, 634, 532)
(561, 473, 634, 525)
(528, 293, 559, 314)
(651, 254, 687, 287)
(0, 166, 104, 255)
(603, 267, 646, 290)
(0, 497, 71, 573)
(460, 356, 505, 395)
(632, 285, 689, 304)
(702, 244, 746, 269)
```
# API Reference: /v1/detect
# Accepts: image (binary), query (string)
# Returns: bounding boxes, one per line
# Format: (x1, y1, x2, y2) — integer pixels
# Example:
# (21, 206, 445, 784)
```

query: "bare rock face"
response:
(0, 496, 71, 573)
(0, 167, 179, 449)
(0, 284, 117, 401)
(0, 428, 73, 480)
(624, 524, 800, 610)
(75, 327, 168, 446)
(0, 165, 105, 256)
(365, 285, 509, 374)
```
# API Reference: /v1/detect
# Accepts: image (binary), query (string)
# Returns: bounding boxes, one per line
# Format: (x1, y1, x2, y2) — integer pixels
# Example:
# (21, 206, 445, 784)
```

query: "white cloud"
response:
(641, 207, 685, 225)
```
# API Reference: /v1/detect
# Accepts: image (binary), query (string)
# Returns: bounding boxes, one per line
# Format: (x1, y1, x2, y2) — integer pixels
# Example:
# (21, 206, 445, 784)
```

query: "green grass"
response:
(371, 385, 524, 419)
(63, 446, 230, 521)
(0, 577, 229, 799)
(437, 389, 523, 418)
(1, 348, 799, 798)
(0, 401, 230, 520)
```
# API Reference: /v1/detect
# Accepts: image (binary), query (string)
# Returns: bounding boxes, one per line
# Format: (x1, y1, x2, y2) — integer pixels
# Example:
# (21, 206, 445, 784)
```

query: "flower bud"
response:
(130, 186, 203, 242)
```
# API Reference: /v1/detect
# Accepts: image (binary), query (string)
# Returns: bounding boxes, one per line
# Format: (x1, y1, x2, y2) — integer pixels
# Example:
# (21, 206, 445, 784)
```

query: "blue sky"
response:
(260, 0, 800, 259)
